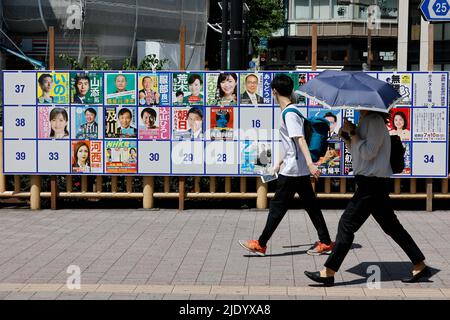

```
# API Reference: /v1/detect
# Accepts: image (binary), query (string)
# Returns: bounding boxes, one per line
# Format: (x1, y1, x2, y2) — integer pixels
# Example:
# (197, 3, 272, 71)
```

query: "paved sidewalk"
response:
(0, 208, 449, 300)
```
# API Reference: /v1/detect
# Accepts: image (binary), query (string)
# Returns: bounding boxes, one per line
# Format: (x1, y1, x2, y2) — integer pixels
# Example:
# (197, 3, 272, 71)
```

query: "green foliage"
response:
(59, 54, 83, 70)
(246, 0, 286, 52)
(138, 54, 169, 71)
(122, 57, 137, 70)
(90, 56, 111, 70)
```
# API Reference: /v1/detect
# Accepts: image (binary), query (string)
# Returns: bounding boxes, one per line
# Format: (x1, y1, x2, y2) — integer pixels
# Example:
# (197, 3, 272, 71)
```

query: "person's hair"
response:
(142, 76, 152, 85)
(118, 108, 132, 119)
(130, 147, 137, 154)
(324, 112, 337, 122)
(38, 73, 52, 86)
(270, 74, 293, 98)
(85, 107, 97, 117)
(392, 111, 408, 129)
(175, 90, 184, 97)
(49, 108, 69, 137)
(141, 107, 157, 120)
(216, 73, 237, 98)
(73, 142, 90, 167)
(188, 107, 203, 119)
(188, 74, 203, 85)
(245, 74, 258, 83)
(74, 74, 90, 93)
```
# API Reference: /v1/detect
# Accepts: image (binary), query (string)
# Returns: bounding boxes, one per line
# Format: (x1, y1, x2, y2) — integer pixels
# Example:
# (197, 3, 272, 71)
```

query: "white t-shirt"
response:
(279, 108, 310, 177)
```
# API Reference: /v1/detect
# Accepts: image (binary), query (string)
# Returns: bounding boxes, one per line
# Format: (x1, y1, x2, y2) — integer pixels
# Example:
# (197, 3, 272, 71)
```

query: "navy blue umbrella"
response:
(297, 70, 402, 113)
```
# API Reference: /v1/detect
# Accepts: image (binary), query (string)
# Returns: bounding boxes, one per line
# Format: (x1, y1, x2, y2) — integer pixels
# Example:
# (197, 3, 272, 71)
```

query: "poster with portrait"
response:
(137, 73, 170, 106)
(37, 72, 69, 104)
(412, 108, 447, 141)
(72, 106, 101, 139)
(70, 72, 103, 104)
(307, 73, 321, 106)
(172, 106, 204, 140)
(315, 142, 341, 176)
(71, 140, 103, 173)
(138, 106, 170, 140)
(38, 106, 70, 139)
(205, 72, 238, 106)
(104, 106, 137, 138)
(104, 72, 136, 105)
(105, 140, 137, 174)
(308, 108, 341, 141)
(240, 141, 272, 174)
(239, 73, 266, 106)
(387, 107, 411, 141)
(413, 73, 448, 107)
(378, 73, 412, 105)
(209, 107, 235, 141)
(172, 72, 204, 106)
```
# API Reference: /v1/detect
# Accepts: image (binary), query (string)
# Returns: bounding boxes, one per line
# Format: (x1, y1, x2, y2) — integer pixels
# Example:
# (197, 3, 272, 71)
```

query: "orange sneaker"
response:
(238, 240, 267, 256)
(307, 241, 335, 256)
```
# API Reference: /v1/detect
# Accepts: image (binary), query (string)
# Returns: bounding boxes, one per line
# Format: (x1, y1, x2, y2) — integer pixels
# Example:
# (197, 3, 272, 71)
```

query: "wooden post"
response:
(30, 176, 41, 210)
(66, 176, 73, 193)
(14, 176, 21, 193)
(256, 178, 268, 209)
(81, 176, 88, 193)
(111, 176, 118, 193)
(225, 177, 231, 193)
(179, 177, 186, 211)
(180, 24, 186, 70)
(164, 177, 170, 193)
(126, 176, 133, 193)
(210, 177, 216, 193)
(442, 178, 448, 194)
(240, 177, 246, 193)
(324, 178, 331, 194)
(95, 176, 103, 193)
(410, 178, 417, 194)
(394, 179, 401, 194)
(49, 25, 57, 210)
(0, 128, 5, 193)
(194, 177, 201, 193)
(426, 178, 433, 212)
(143, 176, 154, 209)
(311, 24, 317, 71)
(340, 178, 346, 194)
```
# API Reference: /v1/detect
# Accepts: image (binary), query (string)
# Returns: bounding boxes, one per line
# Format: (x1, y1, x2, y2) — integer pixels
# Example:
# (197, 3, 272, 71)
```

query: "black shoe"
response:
(304, 271, 335, 286)
(401, 266, 431, 283)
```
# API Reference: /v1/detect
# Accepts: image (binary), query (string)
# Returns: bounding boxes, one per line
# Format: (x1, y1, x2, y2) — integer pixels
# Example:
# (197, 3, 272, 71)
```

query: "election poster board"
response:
(2, 70, 448, 177)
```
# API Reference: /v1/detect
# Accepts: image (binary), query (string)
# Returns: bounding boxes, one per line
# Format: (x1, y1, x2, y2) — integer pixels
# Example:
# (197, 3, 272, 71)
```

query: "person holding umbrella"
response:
(300, 71, 430, 286)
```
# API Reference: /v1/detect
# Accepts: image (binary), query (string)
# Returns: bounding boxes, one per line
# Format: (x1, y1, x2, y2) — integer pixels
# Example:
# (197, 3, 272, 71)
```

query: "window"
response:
(377, 0, 398, 19)
(331, 50, 347, 61)
(294, 0, 310, 19)
(332, 0, 351, 19)
(444, 24, 450, 41)
(294, 49, 308, 61)
(312, 0, 330, 20)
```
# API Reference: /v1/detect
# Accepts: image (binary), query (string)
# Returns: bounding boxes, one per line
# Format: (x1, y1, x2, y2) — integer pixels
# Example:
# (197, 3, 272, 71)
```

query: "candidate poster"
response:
(104, 73, 136, 105)
(172, 106, 204, 140)
(138, 106, 171, 140)
(70, 72, 103, 104)
(378, 73, 412, 105)
(239, 73, 266, 106)
(73, 106, 100, 139)
(38, 106, 70, 139)
(387, 107, 411, 141)
(315, 142, 341, 176)
(308, 108, 341, 141)
(105, 106, 137, 138)
(137, 73, 170, 106)
(71, 140, 103, 173)
(209, 107, 235, 141)
(240, 141, 272, 174)
(172, 72, 204, 106)
(37, 72, 69, 104)
(205, 72, 238, 106)
(105, 140, 137, 173)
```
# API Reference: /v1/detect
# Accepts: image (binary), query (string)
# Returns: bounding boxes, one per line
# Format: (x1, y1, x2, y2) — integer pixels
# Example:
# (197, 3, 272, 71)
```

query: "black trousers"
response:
(325, 175, 426, 272)
(258, 174, 332, 247)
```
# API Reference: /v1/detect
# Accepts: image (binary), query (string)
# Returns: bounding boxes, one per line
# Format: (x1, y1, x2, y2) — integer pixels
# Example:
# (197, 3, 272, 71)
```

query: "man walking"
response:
(305, 111, 429, 286)
(239, 74, 334, 256)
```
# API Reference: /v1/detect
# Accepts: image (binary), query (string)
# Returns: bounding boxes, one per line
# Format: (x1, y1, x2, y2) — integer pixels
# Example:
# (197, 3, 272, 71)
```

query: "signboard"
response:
(2, 70, 448, 178)
(420, 0, 450, 22)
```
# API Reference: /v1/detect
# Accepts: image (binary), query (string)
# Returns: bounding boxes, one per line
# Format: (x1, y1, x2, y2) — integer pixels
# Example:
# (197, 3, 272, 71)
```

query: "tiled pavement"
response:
(0, 208, 449, 300)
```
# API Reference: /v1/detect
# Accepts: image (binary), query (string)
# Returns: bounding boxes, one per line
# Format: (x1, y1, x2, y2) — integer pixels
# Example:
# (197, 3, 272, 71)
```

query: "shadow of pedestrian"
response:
(283, 243, 363, 250)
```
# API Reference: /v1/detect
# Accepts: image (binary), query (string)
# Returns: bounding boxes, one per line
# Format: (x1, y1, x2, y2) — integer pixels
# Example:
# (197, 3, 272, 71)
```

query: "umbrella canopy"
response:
(297, 70, 402, 113)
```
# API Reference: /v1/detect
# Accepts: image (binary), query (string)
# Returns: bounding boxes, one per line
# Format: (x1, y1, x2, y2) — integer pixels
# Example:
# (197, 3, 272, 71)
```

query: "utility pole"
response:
(221, 0, 229, 70)
(230, 0, 244, 70)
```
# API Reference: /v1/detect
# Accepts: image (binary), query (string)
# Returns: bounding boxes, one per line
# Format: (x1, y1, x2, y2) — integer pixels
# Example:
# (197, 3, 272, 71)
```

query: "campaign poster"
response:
(239, 73, 266, 106)
(206, 72, 238, 106)
(71, 140, 103, 173)
(37, 72, 69, 104)
(172, 72, 204, 106)
(172, 106, 204, 140)
(104, 73, 136, 105)
(105, 106, 137, 138)
(307, 73, 321, 106)
(209, 107, 234, 141)
(412, 108, 447, 141)
(308, 108, 341, 141)
(294, 72, 308, 106)
(401, 142, 411, 175)
(343, 142, 353, 176)
(378, 72, 412, 105)
(73, 106, 100, 139)
(70, 72, 103, 104)
(387, 107, 411, 141)
(240, 141, 272, 174)
(38, 106, 70, 139)
(137, 73, 170, 106)
(413, 73, 448, 107)
(138, 106, 170, 140)
(342, 109, 360, 126)
(105, 140, 137, 174)
(315, 142, 341, 176)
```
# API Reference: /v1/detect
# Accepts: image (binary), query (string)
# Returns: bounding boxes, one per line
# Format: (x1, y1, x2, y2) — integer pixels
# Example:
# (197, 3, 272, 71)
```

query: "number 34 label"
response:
(412, 143, 446, 176)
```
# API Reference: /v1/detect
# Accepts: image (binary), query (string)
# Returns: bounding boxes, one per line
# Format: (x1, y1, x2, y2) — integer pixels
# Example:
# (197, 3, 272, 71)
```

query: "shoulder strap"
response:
(281, 105, 305, 125)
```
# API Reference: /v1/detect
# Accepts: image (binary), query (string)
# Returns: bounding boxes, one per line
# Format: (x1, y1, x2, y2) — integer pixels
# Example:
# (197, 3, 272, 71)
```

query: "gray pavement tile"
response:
(83, 293, 113, 300)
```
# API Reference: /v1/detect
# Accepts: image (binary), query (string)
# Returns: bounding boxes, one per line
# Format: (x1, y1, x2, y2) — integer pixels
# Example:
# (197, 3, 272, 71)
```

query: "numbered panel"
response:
(239, 107, 273, 141)
(3, 107, 36, 139)
(412, 108, 447, 142)
(138, 141, 171, 174)
(412, 143, 447, 176)
(171, 141, 204, 174)
(205, 141, 239, 175)
(413, 73, 448, 107)
(3, 72, 36, 105)
(38, 140, 70, 173)
(3, 140, 37, 173)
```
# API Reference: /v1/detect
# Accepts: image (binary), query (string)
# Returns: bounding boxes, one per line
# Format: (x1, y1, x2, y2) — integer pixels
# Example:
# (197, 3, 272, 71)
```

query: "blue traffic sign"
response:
(420, 0, 450, 21)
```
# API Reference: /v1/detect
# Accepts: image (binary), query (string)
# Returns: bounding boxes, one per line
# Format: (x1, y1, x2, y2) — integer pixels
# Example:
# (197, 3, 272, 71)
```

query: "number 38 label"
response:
(412, 143, 446, 176)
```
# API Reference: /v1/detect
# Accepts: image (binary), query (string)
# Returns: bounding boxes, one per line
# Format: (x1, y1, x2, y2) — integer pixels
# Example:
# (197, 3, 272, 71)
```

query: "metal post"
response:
(230, 0, 244, 70)
(221, 0, 229, 70)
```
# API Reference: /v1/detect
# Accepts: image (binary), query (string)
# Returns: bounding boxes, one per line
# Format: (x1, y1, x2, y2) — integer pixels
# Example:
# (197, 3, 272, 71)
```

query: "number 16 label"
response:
(412, 143, 446, 176)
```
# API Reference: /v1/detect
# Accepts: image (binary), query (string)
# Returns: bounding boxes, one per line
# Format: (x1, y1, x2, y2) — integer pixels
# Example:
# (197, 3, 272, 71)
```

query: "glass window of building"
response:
(378, 0, 398, 19)
(294, 0, 310, 19)
(312, 0, 330, 19)
(444, 23, 450, 40)
(332, 0, 351, 19)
